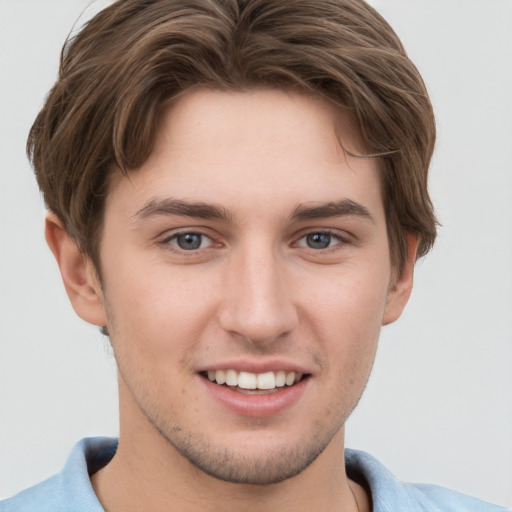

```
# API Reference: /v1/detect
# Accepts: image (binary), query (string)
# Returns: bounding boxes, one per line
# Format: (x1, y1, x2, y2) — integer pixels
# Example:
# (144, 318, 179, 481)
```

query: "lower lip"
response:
(201, 376, 309, 417)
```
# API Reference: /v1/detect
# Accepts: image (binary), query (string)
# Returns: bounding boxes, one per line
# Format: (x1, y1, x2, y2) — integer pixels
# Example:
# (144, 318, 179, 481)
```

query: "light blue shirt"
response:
(1, 437, 509, 511)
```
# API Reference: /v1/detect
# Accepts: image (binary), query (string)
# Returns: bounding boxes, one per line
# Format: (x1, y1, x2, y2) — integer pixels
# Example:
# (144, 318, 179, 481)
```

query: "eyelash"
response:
(160, 229, 348, 254)
(161, 231, 215, 252)
(294, 230, 346, 251)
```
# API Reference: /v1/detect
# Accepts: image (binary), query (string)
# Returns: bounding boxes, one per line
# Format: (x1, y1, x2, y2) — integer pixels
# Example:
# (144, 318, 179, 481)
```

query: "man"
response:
(1, 1, 509, 511)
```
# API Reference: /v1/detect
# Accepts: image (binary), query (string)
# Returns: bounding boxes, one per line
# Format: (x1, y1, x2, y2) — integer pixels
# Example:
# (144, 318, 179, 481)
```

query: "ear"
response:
(382, 234, 418, 326)
(45, 213, 107, 327)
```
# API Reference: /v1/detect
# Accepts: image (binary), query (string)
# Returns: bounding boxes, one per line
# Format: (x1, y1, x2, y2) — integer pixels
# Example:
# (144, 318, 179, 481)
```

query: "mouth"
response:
(199, 369, 308, 395)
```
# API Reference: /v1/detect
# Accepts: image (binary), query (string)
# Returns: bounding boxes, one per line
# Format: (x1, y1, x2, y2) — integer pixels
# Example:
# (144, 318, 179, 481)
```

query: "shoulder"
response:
(345, 449, 510, 512)
(0, 437, 117, 512)
(408, 483, 511, 512)
(1, 474, 68, 512)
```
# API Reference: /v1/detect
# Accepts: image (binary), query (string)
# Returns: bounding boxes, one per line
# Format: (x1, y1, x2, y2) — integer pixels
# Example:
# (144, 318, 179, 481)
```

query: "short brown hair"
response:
(28, 0, 437, 274)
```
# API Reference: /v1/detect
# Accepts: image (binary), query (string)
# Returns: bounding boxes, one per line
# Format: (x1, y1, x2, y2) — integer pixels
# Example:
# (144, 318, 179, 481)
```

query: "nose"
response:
(218, 243, 298, 346)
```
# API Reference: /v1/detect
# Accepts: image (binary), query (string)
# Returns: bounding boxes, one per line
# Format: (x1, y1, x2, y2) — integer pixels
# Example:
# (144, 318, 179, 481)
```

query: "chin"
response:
(152, 418, 337, 485)
(174, 438, 331, 485)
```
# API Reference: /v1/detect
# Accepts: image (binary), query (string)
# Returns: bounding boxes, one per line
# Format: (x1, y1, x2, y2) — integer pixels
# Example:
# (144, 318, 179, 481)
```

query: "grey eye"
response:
(305, 233, 333, 249)
(175, 233, 204, 250)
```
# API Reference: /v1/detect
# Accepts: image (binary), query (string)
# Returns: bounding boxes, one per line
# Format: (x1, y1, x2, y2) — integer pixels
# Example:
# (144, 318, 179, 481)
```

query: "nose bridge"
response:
(219, 238, 297, 344)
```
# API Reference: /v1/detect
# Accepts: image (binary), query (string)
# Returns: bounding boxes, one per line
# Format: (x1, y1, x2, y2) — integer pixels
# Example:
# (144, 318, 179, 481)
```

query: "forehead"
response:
(107, 88, 383, 222)
(154, 87, 367, 166)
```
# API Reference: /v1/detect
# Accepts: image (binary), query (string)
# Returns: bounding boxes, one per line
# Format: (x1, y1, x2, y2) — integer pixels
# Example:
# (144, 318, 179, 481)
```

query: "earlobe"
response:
(382, 234, 418, 326)
(45, 213, 107, 327)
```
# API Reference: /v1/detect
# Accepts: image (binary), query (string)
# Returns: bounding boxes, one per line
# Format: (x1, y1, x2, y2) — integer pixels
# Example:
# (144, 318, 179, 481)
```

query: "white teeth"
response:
(206, 369, 304, 390)
(256, 371, 275, 390)
(225, 369, 238, 386)
(238, 371, 257, 390)
(275, 370, 286, 387)
(216, 369, 226, 385)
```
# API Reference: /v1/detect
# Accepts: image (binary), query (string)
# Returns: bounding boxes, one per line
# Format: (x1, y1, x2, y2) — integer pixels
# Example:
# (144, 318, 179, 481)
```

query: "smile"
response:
(200, 368, 310, 416)
(202, 370, 305, 392)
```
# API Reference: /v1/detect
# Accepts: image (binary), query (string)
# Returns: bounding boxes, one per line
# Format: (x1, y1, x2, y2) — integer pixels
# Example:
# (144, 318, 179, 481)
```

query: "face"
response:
(82, 89, 412, 484)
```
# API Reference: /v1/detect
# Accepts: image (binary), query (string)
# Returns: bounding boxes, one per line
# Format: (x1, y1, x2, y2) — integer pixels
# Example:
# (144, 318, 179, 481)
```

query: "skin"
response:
(46, 88, 416, 512)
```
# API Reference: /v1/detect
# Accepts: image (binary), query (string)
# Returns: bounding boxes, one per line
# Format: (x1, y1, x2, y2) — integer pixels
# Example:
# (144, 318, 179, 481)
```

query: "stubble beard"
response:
(141, 400, 342, 485)
(112, 351, 368, 486)
(114, 356, 346, 485)
(105, 302, 371, 486)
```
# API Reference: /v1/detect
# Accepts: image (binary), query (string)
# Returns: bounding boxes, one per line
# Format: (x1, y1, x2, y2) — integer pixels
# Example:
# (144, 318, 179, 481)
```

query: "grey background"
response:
(1, 0, 511, 507)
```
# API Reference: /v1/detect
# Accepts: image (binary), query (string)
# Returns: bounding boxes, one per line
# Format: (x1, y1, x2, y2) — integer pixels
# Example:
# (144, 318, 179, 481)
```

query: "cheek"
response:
(300, 266, 388, 376)
(302, 265, 390, 333)
(102, 260, 218, 359)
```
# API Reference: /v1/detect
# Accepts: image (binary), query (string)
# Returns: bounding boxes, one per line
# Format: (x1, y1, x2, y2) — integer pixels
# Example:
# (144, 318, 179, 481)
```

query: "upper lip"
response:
(198, 359, 311, 375)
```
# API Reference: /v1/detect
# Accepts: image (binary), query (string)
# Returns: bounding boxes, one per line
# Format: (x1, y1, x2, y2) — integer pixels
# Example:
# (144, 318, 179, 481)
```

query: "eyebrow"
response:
(290, 199, 374, 223)
(132, 197, 234, 223)
(132, 197, 373, 224)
